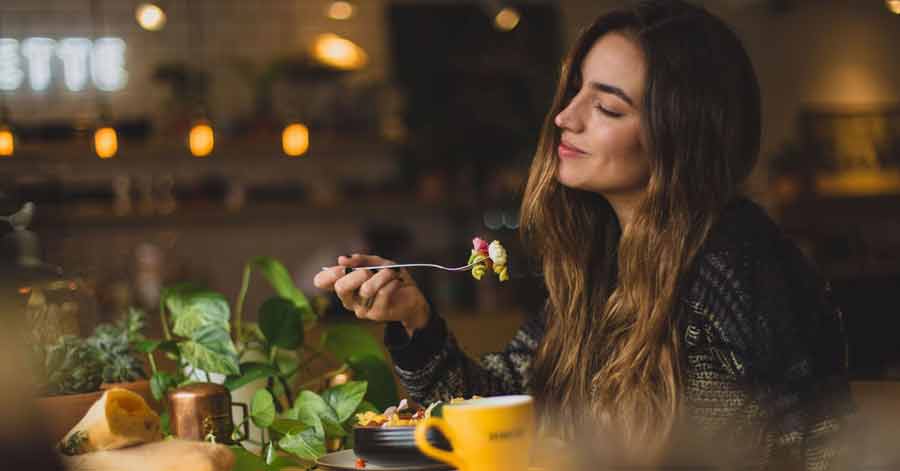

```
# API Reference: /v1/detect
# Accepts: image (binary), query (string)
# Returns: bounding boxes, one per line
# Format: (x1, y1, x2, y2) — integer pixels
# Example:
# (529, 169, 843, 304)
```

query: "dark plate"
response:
(353, 426, 451, 466)
(317, 449, 454, 471)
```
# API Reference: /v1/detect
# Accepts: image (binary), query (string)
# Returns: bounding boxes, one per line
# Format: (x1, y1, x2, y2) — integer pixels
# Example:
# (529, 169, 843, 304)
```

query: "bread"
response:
(62, 439, 235, 471)
(58, 387, 161, 455)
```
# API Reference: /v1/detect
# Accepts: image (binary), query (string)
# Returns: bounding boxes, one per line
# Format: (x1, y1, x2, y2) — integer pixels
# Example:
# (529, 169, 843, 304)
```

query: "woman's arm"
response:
(384, 310, 544, 406)
(682, 236, 855, 471)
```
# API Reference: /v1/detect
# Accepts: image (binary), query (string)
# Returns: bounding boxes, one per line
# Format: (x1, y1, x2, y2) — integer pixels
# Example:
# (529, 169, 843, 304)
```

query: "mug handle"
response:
(415, 417, 466, 471)
(233, 402, 250, 441)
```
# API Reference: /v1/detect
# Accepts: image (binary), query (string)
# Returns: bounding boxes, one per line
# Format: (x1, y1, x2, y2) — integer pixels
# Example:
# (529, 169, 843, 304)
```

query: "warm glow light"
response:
(94, 127, 118, 159)
(330, 373, 349, 386)
(887, 0, 900, 14)
(816, 169, 900, 196)
(327, 1, 354, 20)
(0, 127, 13, 157)
(494, 7, 520, 32)
(282, 123, 309, 157)
(189, 122, 214, 157)
(313, 34, 367, 70)
(136, 4, 167, 31)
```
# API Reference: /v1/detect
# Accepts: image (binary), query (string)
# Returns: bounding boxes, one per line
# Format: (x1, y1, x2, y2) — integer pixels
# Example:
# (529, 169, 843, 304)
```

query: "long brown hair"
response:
(521, 0, 761, 459)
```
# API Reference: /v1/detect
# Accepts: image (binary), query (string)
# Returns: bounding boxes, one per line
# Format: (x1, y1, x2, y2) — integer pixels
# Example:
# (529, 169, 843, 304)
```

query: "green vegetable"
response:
(58, 430, 88, 456)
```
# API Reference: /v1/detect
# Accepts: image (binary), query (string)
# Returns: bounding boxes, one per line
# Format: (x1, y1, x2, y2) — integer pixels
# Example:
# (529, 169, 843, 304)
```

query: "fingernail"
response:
(344, 267, 353, 275)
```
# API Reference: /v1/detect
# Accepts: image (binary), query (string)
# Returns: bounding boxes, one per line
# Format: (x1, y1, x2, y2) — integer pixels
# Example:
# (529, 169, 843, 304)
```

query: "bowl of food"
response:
(352, 399, 452, 466)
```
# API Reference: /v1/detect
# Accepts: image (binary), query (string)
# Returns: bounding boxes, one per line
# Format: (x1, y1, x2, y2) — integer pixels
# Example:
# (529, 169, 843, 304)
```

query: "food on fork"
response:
(468, 237, 509, 281)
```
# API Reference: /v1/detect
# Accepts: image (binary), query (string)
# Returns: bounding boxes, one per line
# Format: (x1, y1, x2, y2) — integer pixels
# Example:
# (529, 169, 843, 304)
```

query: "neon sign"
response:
(0, 37, 127, 92)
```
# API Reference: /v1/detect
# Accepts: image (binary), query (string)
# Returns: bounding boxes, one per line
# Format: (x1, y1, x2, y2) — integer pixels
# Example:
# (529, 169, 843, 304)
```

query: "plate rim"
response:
(316, 449, 454, 471)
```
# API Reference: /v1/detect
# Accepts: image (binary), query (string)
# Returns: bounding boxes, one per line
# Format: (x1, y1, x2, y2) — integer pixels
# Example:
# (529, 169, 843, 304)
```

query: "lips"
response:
(558, 141, 586, 159)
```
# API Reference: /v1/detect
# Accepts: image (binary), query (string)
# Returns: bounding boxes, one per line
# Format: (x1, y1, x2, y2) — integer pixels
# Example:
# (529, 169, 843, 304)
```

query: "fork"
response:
(321, 261, 481, 273)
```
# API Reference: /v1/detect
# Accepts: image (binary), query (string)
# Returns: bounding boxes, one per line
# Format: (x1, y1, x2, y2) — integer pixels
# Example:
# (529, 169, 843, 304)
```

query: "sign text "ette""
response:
(0, 37, 127, 93)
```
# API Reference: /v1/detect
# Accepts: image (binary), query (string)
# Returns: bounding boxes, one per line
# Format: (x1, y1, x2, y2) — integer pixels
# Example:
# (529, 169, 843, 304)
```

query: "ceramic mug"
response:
(414, 395, 535, 471)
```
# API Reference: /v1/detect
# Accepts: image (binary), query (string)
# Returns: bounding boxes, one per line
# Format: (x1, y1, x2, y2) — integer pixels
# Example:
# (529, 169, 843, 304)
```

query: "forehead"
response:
(580, 32, 646, 104)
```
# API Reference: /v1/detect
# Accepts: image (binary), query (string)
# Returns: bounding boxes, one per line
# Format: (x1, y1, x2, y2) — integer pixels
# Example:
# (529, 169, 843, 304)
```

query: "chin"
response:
(556, 162, 590, 191)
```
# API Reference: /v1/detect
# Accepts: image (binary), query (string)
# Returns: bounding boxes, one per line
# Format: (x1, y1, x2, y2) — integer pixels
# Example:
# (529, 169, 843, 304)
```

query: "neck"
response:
(604, 192, 642, 231)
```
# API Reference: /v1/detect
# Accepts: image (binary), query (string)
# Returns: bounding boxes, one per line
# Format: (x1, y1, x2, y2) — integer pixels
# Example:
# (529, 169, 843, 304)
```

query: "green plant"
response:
(43, 336, 104, 395)
(141, 257, 398, 470)
(88, 308, 148, 384)
(39, 310, 151, 396)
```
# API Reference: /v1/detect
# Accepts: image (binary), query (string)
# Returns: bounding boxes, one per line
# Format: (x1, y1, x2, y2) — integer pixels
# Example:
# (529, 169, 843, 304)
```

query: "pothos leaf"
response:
(229, 446, 280, 471)
(258, 297, 304, 350)
(278, 427, 326, 461)
(322, 324, 385, 362)
(322, 380, 367, 423)
(178, 325, 239, 375)
(347, 354, 398, 410)
(224, 362, 279, 391)
(150, 371, 177, 402)
(292, 390, 344, 438)
(250, 389, 276, 429)
(270, 418, 311, 436)
(249, 257, 315, 323)
(169, 290, 231, 339)
(277, 408, 325, 439)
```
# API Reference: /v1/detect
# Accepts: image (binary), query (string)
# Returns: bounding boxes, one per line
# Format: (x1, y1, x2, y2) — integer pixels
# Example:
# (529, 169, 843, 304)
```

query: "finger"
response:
(352, 293, 376, 319)
(341, 254, 396, 270)
(334, 269, 373, 309)
(313, 265, 346, 290)
(365, 279, 402, 321)
(358, 269, 398, 299)
(337, 254, 360, 267)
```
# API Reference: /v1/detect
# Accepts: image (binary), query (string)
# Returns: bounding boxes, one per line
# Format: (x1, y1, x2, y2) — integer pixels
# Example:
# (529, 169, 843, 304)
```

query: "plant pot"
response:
(35, 379, 158, 443)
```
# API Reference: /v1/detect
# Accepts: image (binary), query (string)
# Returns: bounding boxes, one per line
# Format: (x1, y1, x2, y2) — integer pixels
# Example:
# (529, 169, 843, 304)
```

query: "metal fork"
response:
(321, 261, 481, 273)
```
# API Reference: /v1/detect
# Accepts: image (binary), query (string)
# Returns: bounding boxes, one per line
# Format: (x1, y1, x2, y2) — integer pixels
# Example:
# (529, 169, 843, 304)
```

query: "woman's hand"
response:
(313, 254, 430, 336)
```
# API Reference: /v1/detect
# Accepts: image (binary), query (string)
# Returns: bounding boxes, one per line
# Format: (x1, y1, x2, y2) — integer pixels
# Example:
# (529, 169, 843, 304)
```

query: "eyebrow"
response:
(588, 81, 635, 107)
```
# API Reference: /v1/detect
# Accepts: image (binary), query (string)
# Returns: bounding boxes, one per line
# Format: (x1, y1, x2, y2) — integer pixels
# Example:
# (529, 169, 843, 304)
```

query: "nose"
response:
(554, 97, 583, 133)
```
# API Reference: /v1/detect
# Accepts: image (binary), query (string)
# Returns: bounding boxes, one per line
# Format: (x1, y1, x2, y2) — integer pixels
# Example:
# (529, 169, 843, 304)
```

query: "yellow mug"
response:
(415, 395, 535, 471)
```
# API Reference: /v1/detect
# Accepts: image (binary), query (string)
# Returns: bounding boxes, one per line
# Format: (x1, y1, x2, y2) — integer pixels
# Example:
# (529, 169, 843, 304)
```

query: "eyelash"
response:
(595, 105, 623, 118)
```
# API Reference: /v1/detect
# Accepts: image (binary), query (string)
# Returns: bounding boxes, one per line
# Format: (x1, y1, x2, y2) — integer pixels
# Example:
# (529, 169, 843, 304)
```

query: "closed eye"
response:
(596, 105, 623, 118)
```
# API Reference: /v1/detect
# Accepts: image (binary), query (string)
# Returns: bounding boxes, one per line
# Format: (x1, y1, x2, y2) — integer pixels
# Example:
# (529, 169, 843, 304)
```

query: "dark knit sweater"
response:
(384, 197, 855, 470)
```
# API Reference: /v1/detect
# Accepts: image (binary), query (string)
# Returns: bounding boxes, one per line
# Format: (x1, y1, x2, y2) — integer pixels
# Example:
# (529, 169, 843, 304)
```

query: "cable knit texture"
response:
(384, 197, 854, 470)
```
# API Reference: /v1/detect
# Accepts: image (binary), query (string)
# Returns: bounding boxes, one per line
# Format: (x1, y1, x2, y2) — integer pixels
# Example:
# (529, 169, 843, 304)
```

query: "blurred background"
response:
(0, 0, 898, 382)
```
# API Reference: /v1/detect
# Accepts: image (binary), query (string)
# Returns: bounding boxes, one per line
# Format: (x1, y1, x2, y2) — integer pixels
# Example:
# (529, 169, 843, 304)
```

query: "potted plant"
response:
(34, 308, 154, 442)
(140, 256, 398, 470)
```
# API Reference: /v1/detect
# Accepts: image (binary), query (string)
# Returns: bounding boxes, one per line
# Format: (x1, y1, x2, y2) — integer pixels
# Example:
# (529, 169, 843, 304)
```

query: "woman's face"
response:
(554, 32, 650, 200)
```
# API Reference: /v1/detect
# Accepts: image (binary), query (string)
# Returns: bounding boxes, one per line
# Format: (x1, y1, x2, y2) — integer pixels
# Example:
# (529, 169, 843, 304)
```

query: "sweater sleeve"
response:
(682, 237, 855, 471)
(383, 308, 543, 406)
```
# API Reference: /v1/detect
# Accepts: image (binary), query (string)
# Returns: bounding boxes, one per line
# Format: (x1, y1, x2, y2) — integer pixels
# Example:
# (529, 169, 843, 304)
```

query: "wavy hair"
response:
(521, 0, 761, 460)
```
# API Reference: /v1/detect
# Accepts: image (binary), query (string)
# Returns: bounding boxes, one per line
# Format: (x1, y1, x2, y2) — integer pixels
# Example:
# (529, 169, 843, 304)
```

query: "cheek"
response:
(597, 124, 646, 173)
(581, 124, 649, 191)
(603, 124, 643, 157)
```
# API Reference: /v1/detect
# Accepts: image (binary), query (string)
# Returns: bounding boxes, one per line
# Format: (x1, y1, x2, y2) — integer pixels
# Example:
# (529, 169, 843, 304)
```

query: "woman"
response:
(313, 0, 854, 468)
